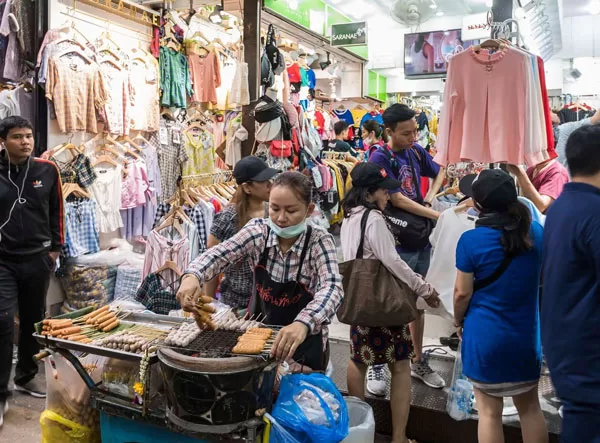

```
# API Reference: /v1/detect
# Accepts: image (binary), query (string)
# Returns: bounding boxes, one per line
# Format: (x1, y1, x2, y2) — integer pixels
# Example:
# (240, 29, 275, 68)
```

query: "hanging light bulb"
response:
(485, 0, 493, 7)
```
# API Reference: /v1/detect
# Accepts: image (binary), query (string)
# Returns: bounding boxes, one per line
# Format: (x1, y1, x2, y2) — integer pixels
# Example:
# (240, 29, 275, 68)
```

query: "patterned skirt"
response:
(350, 325, 414, 366)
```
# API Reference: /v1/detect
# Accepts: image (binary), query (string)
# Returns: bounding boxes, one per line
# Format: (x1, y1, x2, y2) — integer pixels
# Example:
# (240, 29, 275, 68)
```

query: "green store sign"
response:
(263, 0, 368, 58)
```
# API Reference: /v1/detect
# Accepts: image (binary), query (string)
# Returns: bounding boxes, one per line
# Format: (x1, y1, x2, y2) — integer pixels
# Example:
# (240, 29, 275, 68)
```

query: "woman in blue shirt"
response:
(453, 169, 548, 443)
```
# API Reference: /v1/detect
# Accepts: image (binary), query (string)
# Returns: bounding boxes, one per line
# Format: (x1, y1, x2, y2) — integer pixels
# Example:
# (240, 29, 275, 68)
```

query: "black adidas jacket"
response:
(0, 150, 64, 257)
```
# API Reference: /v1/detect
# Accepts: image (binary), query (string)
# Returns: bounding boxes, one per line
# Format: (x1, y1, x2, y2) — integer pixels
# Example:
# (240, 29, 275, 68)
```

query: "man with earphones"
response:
(0, 116, 64, 426)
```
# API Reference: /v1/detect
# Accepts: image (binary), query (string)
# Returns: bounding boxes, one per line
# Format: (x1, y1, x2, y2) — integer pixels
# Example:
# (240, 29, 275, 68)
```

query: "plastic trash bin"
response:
(342, 396, 375, 443)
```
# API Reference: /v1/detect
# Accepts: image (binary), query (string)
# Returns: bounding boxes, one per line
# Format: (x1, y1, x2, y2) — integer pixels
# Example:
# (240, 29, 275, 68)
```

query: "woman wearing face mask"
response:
(204, 156, 277, 313)
(362, 119, 387, 158)
(340, 163, 440, 443)
(177, 172, 343, 370)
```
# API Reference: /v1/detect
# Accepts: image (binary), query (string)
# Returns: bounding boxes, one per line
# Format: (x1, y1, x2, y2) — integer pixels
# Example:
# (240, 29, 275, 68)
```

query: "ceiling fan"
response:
(390, 0, 436, 28)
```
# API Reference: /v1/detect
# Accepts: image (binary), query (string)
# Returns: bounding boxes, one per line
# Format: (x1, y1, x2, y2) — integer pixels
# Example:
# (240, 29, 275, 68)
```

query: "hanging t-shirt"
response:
(287, 63, 301, 83)
(188, 50, 221, 105)
(333, 109, 354, 126)
(456, 222, 544, 384)
(424, 209, 477, 318)
(305, 69, 316, 89)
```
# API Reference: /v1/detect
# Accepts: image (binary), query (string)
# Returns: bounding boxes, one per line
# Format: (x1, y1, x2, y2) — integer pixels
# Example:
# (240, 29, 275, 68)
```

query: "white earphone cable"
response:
(0, 147, 30, 244)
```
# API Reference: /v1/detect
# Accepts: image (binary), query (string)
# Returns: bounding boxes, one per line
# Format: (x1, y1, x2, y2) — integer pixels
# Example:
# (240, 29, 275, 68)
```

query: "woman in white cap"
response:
(454, 169, 548, 443)
(204, 156, 279, 313)
(341, 162, 440, 443)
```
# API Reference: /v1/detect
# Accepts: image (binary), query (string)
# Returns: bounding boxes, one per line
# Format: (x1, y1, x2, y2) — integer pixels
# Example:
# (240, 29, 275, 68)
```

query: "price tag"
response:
(159, 127, 168, 145)
(327, 192, 334, 203)
(172, 128, 181, 145)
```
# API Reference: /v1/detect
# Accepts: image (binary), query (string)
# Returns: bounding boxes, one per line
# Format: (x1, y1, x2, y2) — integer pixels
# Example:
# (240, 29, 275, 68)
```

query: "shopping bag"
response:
(446, 342, 474, 421)
(265, 413, 302, 443)
(40, 410, 96, 443)
(272, 373, 349, 443)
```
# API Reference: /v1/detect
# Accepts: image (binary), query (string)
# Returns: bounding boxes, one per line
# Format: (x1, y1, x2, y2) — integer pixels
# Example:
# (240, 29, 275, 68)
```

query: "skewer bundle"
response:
(211, 310, 266, 332)
(192, 295, 218, 330)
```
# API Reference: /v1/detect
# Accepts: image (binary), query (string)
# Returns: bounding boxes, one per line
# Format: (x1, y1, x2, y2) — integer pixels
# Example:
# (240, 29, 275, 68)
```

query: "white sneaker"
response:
(0, 399, 8, 427)
(366, 364, 390, 397)
(411, 352, 446, 389)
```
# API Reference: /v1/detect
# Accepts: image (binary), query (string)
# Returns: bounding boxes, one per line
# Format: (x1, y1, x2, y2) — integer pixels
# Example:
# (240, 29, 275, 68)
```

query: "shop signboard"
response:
(76, 0, 161, 26)
(330, 21, 367, 47)
(462, 12, 492, 41)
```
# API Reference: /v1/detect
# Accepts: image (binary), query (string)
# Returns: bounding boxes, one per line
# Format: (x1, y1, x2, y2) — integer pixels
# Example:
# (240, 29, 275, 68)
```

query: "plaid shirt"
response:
(135, 272, 180, 315)
(45, 57, 108, 133)
(115, 265, 143, 301)
(63, 199, 100, 258)
(149, 121, 188, 200)
(154, 202, 207, 253)
(186, 219, 343, 347)
(51, 153, 97, 188)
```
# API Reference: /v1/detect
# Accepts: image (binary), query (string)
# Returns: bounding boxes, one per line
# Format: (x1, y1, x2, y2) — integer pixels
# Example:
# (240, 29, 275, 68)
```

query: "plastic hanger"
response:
(155, 260, 182, 278)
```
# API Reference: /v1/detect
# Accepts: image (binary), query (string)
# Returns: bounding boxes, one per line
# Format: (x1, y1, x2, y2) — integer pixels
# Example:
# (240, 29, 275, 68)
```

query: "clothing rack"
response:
(322, 151, 348, 160)
(60, 4, 153, 42)
(180, 169, 233, 185)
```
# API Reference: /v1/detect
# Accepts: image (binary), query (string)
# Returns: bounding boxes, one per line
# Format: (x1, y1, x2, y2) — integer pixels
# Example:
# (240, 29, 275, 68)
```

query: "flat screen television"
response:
(404, 29, 478, 78)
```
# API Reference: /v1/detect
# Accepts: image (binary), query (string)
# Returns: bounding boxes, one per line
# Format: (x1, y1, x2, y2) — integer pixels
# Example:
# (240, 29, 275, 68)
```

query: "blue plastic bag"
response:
(271, 373, 348, 443)
(265, 413, 302, 443)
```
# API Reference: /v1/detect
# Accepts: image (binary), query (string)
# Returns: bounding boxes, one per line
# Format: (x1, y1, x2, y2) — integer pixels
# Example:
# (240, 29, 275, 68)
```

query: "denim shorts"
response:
(399, 249, 431, 277)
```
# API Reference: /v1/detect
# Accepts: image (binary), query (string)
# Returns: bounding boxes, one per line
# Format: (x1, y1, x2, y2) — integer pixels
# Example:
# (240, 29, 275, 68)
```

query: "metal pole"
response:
(491, 0, 513, 23)
(240, 0, 262, 158)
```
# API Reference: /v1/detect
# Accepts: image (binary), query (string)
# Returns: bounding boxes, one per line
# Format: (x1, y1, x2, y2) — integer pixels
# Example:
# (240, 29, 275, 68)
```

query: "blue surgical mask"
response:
(268, 218, 308, 239)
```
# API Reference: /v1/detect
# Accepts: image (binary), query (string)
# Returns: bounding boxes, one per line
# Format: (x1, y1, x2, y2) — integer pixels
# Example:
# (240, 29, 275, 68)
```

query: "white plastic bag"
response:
(342, 397, 375, 443)
(446, 343, 474, 421)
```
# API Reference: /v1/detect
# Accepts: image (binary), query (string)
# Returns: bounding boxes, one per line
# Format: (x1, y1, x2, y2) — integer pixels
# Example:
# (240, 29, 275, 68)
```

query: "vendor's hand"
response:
(176, 274, 202, 312)
(271, 321, 309, 361)
(48, 251, 60, 263)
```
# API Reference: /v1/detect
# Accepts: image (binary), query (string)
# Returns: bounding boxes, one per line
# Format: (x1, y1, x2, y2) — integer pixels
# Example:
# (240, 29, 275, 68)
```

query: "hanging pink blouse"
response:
(435, 46, 545, 167)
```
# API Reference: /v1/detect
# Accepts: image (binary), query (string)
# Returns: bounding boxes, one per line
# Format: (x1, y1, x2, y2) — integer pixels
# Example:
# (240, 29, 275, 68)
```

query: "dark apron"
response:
(249, 226, 326, 371)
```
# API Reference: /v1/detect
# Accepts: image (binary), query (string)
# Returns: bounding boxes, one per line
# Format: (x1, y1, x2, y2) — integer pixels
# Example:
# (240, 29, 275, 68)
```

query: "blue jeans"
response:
(399, 249, 431, 277)
(561, 405, 600, 443)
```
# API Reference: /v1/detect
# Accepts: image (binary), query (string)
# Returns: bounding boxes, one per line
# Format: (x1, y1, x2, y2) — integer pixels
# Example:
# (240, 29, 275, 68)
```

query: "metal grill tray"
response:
(164, 327, 281, 360)
(34, 311, 186, 362)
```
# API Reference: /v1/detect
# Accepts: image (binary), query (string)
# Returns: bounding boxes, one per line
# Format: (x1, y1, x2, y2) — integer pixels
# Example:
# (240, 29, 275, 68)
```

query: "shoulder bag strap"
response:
(356, 209, 372, 259)
(473, 254, 516, 292)
(376, 145, 399, 177)
(406, 148, 424, 204)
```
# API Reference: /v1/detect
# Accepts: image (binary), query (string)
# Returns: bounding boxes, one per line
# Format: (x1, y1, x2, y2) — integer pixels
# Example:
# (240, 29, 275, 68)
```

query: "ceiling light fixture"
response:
(320, 52, 332, 71)
(591, 0, 600, 15)
(430, 0, 438, 9)
(436, 10, 445, 16)
(486, 0, 493, 7)
(209, 2, 224, 23)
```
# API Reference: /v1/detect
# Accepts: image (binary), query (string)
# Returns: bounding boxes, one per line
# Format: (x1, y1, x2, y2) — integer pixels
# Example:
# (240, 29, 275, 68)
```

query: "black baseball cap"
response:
(351, 162, 401, 190)
(233, 156, 279, 185)
(459, 169, 518, 210)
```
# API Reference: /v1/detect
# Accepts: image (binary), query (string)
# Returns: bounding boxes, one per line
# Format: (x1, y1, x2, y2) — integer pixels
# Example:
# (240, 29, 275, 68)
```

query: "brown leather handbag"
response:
(337, 209, 418, 327)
